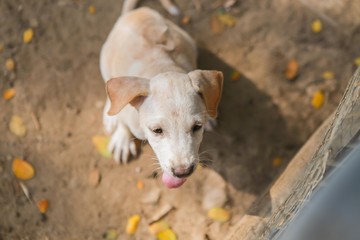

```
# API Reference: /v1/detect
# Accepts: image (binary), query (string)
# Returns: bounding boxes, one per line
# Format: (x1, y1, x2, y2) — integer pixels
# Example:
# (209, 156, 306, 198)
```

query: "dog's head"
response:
(106, 70, 223, 188)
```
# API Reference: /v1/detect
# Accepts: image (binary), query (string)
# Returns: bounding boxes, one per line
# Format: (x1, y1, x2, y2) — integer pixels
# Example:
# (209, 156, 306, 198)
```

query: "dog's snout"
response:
(171, 164, 195, 178)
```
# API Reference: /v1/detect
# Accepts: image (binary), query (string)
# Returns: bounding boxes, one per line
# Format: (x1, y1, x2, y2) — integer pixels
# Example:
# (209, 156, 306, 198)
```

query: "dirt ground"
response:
(1, 0, 359, 239)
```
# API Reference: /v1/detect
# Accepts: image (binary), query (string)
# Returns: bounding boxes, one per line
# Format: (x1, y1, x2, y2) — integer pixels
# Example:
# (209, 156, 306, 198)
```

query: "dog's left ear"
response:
(188, 70, 224, 118)
(106, 77, 149, 115)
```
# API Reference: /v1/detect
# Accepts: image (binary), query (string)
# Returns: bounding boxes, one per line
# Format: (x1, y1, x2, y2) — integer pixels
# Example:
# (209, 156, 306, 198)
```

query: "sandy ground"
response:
(1, 0, 359, 239)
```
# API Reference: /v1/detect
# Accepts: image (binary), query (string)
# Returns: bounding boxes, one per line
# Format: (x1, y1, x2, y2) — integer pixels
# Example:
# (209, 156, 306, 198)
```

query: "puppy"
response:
(100, 0, 223, 188)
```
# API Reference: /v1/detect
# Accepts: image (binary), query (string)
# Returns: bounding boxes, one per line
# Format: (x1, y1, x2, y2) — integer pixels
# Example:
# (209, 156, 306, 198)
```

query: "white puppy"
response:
(100, 0, 223, 188)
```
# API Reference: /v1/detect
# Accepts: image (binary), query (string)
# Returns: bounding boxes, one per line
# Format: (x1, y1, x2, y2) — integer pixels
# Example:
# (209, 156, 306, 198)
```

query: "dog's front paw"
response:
(205, 118, 217, 131)
(108, 124, 137, 164)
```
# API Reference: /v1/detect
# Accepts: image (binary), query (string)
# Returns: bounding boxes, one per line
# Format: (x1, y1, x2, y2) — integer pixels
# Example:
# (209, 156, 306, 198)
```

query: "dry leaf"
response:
(149, 204, 174, 223)
(136, 180, 144, 189)
(103, 229, 118, 240)
(217, 13, 236, 27)
(181, 16, 191, 25)
(12, 158, 35, 180)
(230, 70, 241, 81)
(354, 57, 360, 66)
(149, 221, 170, 235)
(126, 214, 141, 235)
(322, 71, 334, 80)
(88, 169, 101, 187)
(207, 207, 231, 222)
(9, 115, 27, 137)
(23, 28, 34, 43)
(0, 43, 4, 53)
(210, 15, 224, 34)
(272, 157, 283, 167)
(37, 199, 49, 213)
(19, 182, 32, 201)
(311, 19, 322, 33)
(5, 58, 15, 71)
(311, 90, 325, 109)
(88, 5, 96, 14)
(92, 135, 112, 158)
(157, 229, 177, 240)
(285, 59, 299, 80)
(3, 88, 16, 100)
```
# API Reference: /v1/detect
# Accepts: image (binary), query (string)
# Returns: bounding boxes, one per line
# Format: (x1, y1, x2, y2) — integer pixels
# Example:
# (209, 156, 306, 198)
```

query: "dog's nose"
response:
(171, 164, 195, 178)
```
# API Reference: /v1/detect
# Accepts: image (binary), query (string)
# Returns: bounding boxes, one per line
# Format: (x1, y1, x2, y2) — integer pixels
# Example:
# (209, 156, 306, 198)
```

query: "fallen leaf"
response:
(88, 5, 96, 14)
(23, 28, 34, 43)
(141, 188, 161, 204)
(5, 58, 15, 71)
(210, 15, 224, 34)
(126, 214, 141, 235)
(311, 19, 322, 33)
(230, 70, 241, 81)
(311, 90, 325, 109)
(88, 169, 101, 187)
(103, 229, 118, 240)
(3, 88, 16, 100)
(0, 43, 4, 53)
(19, 182, 32, 201)
(217, 13, 236, 27)
(272, 157, 283, 167)
(181, 16, 191, 25)
(157, 229, 177, 240)
(207, 207, 231, 222)
(285, 59, 299, 80)
(9, 115, 27, 137)
(149, 204, 174, 223)
(136, 180, 144, 189)
(354, 57, 360, 66)
(12, 158, 35, 180)
(92, 135, 112, 158)
(37, 199, 49, 213)
(322, 71, 334, 80)
(149, 221, 170, 235)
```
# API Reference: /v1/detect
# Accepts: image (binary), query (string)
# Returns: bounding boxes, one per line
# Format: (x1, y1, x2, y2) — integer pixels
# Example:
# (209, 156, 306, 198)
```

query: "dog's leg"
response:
(103, 98, 118, 134)
(107, 122, 137, 164)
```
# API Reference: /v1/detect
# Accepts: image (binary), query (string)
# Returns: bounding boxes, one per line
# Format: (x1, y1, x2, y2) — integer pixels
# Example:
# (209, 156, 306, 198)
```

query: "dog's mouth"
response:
(162, 172, 187, 188)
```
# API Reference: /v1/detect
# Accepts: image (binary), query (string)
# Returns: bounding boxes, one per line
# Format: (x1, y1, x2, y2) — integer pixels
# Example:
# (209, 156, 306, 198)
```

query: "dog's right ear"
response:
(106, 77, 149, 115)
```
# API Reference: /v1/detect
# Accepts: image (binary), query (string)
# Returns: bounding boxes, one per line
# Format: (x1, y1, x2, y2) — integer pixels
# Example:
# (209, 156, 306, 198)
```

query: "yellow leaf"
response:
(23, 28, 34, 43)
(88, 5, 96, 14)
(149, 221, 170, 235)
(311, 19, 322, 33)
(230, 70, 241, 81)
(311, 91, 325, 109)
(12, 158, 35, 180)
(37, 199, 49, 213)
(92, 135, 112, 158)
(157, 229, 177, 240)
(126, 214, 141, 235)
(9, 115, 27, 137)
(103, 229, 118, 240)
(3, 88, 16, 100)
(136, 180, 144, 189)
(322, 71, 334, 80)
(5, 58, 15, 71)
(285, 59, 299, 80)
(217, 13, 236, 27)
(272, 157, 283, 167)
(207, 207, 231, 222)
(354, 57, 360, 66)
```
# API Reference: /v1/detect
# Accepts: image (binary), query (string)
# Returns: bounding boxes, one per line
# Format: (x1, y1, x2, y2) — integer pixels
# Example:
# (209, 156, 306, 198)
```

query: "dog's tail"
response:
(121, 0, 180, 16)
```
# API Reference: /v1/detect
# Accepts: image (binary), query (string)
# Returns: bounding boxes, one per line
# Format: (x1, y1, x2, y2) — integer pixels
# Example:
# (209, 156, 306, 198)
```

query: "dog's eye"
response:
(152, 128, 163, 135)
(192, 124, 202, 132)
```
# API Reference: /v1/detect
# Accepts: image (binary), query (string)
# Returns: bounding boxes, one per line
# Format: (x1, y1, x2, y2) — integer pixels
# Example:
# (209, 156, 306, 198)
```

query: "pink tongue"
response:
(162, 172, 187, 189)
